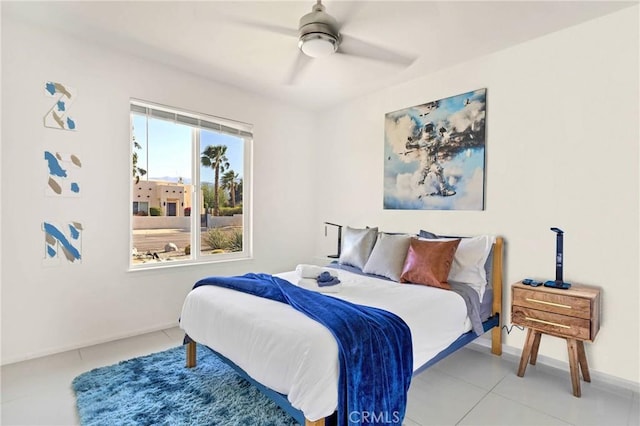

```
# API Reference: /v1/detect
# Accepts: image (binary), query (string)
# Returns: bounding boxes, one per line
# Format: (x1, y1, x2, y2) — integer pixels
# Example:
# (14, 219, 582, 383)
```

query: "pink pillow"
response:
(400, 238, 461, 289)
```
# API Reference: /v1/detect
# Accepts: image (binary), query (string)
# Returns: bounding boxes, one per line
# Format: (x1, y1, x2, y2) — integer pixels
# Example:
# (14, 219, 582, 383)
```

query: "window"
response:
(132, 201, 149, 215)
(130, 100, 252, 268)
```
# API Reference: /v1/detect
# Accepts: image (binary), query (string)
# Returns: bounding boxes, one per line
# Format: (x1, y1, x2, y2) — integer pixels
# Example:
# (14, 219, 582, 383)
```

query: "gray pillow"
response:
(363, 233, 411, 281)
(339, 226, 378, 269)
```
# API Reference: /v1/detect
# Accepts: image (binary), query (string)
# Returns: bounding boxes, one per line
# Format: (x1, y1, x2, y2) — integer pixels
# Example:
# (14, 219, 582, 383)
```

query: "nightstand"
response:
(511, 281, 601, 397)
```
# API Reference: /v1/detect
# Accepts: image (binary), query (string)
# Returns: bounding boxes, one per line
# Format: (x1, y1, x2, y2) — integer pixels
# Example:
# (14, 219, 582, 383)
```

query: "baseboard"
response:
(1, 321, 180, 366)
(469, 339, 640, 394)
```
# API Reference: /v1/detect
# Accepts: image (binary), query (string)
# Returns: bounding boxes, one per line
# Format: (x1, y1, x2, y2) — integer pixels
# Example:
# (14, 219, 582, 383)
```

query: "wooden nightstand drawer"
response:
(511, 282, 600, 342)
(512, 287, 592, 319)
(512, 306, 591, 340)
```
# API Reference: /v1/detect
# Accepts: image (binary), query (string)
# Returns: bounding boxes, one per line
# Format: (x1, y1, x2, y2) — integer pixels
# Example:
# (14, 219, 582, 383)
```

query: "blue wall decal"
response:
(44, 81, 77, 130)
(43, 221, 83, 265)
(45, 151, 82, 197)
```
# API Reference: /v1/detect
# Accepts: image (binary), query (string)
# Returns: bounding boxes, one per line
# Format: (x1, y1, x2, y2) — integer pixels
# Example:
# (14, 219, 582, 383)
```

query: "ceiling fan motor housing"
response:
(297, 2, 340, 55)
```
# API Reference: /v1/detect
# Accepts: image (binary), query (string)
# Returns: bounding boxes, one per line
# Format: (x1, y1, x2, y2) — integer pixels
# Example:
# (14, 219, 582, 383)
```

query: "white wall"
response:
(1, 17, 318, 363)
(313, 7, 639, 384)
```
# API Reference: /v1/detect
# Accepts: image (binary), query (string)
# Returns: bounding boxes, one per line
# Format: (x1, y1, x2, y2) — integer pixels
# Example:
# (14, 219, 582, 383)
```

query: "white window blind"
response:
(130, 102, 253, 138)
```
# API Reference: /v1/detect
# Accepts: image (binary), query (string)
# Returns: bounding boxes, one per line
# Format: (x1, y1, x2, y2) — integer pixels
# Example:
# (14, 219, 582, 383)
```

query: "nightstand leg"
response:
(529, 332, 542, 365)
(567, 339, 581, 397)
(577, 341, 591, 382)
(517, 328, 537, 377)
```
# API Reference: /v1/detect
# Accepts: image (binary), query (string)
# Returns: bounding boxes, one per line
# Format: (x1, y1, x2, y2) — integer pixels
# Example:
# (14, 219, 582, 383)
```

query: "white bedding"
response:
(179, 269, 471, 421)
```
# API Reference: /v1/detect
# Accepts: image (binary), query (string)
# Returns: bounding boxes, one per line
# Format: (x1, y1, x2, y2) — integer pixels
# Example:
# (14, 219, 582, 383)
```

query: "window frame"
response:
(129, 99, 253, 270)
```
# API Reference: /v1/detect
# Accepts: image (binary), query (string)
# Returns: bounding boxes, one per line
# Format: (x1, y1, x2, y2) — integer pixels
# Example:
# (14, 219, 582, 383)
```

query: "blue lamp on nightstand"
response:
(544, 227, 571, 289)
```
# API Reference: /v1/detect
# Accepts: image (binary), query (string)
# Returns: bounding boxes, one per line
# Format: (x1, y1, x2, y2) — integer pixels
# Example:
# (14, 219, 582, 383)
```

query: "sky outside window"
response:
(132, 114, 244, 183)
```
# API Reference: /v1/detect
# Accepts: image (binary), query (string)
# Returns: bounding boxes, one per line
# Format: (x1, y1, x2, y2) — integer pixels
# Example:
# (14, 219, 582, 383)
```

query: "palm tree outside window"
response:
(201, 145, 229, 216)
(221, 170, 240, 208)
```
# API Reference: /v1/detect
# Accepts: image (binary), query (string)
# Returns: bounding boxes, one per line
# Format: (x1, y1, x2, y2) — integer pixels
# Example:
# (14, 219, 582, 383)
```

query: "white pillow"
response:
(420, 235, 495, 300)
(451, 235, 495, 300)
(363, 233, 411, 281)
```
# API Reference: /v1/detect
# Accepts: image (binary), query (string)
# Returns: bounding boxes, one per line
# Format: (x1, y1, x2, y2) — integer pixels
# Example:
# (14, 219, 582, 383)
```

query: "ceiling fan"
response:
(238, 0, 417, 84)
(297, 0, 342, 58)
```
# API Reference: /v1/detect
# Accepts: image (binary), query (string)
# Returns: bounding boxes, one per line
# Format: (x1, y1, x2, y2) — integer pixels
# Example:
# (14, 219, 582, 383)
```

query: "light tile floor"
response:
(1, 327, 638, 426)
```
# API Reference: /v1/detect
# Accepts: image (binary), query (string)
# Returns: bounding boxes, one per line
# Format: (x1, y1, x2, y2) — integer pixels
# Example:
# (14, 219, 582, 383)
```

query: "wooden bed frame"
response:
(185, 236, 504, 426)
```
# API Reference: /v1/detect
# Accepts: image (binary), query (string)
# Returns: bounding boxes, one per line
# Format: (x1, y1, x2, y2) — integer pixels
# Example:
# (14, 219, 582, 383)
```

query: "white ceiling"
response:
(4, 1, 635, 110)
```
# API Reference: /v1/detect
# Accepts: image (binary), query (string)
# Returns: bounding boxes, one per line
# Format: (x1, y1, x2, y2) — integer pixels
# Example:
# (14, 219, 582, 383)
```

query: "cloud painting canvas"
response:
(384, 88, 487, 210)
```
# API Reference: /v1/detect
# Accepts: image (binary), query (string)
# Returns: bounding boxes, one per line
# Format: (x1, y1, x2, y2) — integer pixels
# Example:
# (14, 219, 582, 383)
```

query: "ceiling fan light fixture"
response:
(298, 33, 338, 58)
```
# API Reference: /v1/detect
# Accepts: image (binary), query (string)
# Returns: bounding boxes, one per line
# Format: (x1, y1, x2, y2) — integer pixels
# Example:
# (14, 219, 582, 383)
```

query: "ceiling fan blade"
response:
(333, 1, 362, 32)
(229, 17, 298, 38)
(284, 51, 312, 85)
(338, 34, 416, 67)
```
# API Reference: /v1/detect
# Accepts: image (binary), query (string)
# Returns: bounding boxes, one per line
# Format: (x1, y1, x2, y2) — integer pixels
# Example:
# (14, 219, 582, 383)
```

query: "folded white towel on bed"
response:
(298, 278, 342, 293)
(295, 264, 333, 279)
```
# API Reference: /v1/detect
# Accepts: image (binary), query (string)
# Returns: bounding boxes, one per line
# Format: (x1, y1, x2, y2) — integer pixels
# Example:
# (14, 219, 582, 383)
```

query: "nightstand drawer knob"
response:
(525, 298, 572, 309)
(525, 317, 571, 329)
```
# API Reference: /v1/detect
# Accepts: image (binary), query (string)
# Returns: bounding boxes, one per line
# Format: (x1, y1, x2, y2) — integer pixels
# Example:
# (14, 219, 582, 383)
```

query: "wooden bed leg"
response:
(491, 237, 504, 356)
(491, 325, 502, 356)
(186, 340, 197, 368)
(305, 419, 325, 426)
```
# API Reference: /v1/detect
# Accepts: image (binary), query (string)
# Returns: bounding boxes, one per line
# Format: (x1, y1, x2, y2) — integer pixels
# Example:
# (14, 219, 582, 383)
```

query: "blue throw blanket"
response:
(194, 273, 413, 426)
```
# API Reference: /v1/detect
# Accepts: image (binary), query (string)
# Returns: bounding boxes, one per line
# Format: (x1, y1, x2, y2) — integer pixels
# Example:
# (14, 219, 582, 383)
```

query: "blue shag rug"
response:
(72, 344, 298, 425)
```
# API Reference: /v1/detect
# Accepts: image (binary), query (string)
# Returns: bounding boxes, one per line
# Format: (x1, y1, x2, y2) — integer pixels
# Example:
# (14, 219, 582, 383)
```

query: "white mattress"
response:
(179, 269, 471, 421)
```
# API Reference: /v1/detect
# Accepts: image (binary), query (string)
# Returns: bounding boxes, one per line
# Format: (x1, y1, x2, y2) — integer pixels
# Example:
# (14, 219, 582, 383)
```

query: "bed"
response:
(180, 232, 503, 426)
